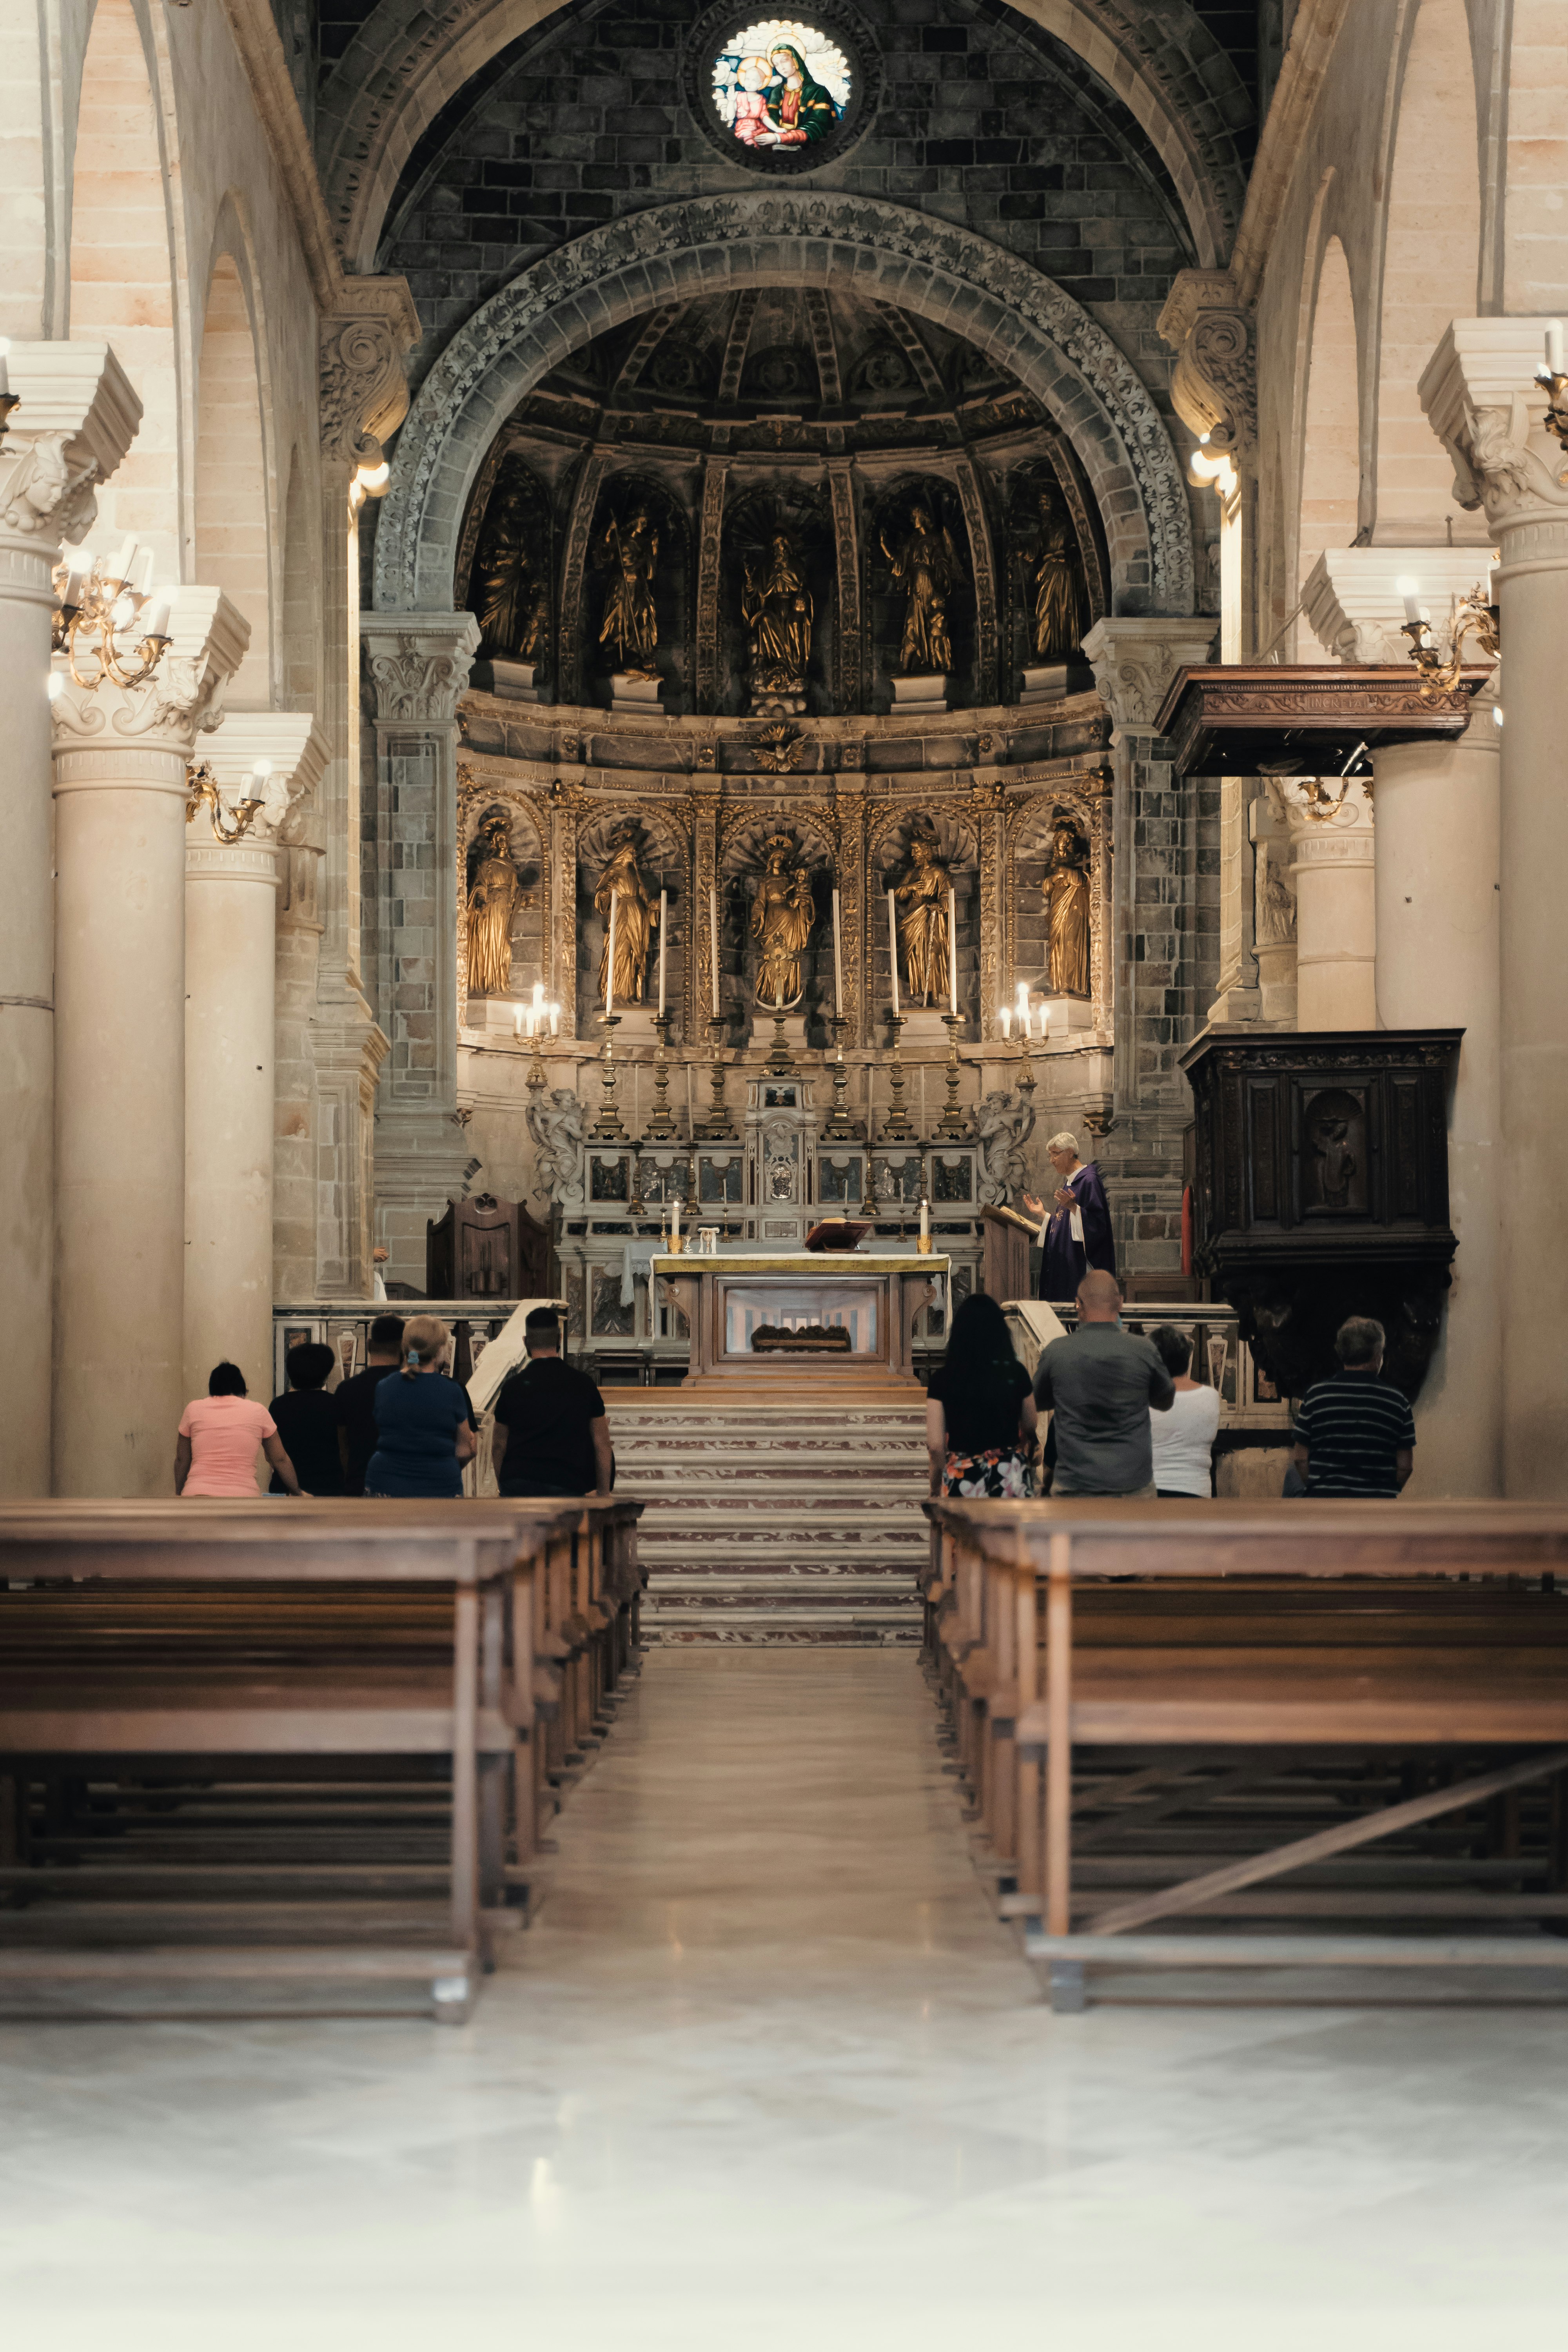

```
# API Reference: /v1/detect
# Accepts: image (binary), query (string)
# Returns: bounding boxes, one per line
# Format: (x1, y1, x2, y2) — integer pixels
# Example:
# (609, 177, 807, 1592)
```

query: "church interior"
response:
(5, 1, 1568, 2341)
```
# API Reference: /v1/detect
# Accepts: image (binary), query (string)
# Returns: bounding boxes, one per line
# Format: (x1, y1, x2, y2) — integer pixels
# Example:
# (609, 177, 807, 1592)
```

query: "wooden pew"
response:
(0, 1496, 642, 2019)
(925, 1498, 1568, 2009)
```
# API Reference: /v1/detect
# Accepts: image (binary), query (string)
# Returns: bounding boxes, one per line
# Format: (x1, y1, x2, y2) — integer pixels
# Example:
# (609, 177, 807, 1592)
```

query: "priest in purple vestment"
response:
(1022, 1129, 1116, 1302)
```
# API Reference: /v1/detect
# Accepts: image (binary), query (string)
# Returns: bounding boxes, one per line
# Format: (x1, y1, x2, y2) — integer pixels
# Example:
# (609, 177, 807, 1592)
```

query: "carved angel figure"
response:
(976, 1088, 1036, 1207)
(892, 830, 954, 1007)
(465, 811, 523, 997)
(526, 1087, 587, 1207)
(1042, 817, 1091, 998)
(1030, 493, 1079, 661)
(881, 502, 963, 675)
(598, 507, 659, 675)
(750, 834, 816, 1011)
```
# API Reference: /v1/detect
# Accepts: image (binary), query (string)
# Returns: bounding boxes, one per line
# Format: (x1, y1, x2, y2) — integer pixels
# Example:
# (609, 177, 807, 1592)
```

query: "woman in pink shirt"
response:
(176, 1361, 307, 1498)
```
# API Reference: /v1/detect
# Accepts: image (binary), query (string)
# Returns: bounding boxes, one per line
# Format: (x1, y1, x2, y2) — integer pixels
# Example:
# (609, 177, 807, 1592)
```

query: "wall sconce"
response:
(349, 441, 392, 510)
(53, 537, 172, 691)
(186, 758, 272, 843)
(1398, 573, 1499, 706)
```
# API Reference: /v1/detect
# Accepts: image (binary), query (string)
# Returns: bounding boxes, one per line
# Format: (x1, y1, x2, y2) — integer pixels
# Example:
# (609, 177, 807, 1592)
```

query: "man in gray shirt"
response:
(1033, 1269, 1175, 1497)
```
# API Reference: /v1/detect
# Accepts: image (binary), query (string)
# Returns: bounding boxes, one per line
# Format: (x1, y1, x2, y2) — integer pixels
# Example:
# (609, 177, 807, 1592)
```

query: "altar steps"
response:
(604, 1398, 929, 1644)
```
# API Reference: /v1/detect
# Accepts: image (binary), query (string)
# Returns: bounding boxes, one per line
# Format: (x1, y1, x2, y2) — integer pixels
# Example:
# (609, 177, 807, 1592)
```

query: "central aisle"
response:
(5, 1651, 1568, 2352)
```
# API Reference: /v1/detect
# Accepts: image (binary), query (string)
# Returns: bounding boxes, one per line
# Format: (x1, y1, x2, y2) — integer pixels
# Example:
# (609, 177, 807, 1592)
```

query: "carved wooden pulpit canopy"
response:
(1180, 1030, 1463, 1401)
(1154, 665, 1492, 778)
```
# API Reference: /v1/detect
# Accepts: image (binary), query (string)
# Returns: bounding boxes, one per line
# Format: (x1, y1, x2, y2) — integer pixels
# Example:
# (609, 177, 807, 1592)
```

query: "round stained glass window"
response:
(685, 0, 878, 173)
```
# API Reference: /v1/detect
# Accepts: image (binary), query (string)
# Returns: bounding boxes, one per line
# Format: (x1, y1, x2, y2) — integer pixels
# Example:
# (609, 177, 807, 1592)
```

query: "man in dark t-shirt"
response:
(492, 1308, 612, 1497)
(1292, 1315, 1416, 1497)
(267, 1342, 345, 1496)
(334, 1314, 406, 1497)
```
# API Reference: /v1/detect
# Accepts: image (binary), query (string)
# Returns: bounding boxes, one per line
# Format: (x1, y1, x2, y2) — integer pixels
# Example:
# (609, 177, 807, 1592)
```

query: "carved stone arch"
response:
(372, 197, 1194, 626)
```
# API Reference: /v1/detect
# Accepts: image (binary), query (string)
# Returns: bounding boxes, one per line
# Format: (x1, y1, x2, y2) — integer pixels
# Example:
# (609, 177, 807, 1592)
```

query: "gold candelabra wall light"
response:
(185, 759, 274, 844)
(1536, 318, 1568, 457)
(51, 535, 173, 695)
(1399, 577, 1500, 708)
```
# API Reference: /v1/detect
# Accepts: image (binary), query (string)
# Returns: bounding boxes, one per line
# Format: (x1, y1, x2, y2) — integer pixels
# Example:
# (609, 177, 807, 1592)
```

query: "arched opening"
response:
(1374, 0, 1485, 541)
(194, 252, 271, 704)
(279, 445, 319, 712)
(70, 0, 181, 574)
(1297, 235, 1360, 628)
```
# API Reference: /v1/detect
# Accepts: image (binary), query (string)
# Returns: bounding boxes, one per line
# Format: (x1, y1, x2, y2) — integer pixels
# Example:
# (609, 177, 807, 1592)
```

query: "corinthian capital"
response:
(0, 342, 141, 546)
(1082, 616, 1216, 735)
(1419, 318, 1568, 533)
(361, 612, 480, 723)
(50, 586, 251, 756)
(1158, 270, 1255, 460)
(320, 278, 421, 470)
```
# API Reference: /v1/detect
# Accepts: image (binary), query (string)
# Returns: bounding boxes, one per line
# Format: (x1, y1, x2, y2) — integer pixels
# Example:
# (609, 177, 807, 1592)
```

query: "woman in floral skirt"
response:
(926, 1293, 1038, 1499)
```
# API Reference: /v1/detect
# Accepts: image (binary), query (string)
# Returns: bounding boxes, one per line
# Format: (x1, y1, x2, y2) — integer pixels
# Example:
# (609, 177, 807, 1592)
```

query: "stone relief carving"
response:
(365, 622, 479, 722)
(320, 300, 415, 468)
(527, 1087, 588, 1204)
(0, 434, 100, 543)
(975, 1087, 1035, 1206)
(1254, 837, 1296, 946)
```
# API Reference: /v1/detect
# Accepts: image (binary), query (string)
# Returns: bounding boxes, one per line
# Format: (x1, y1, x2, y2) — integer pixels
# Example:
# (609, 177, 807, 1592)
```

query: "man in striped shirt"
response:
(1291, 1316, 1416, 1498)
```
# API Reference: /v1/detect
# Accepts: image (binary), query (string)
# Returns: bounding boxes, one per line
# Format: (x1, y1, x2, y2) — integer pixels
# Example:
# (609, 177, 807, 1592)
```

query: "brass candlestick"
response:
(644, 1013, 678, 1138)
(881, 1010, 913, 1139)
(764, 1004, 795, 1080)
(822, 1014, 858, 1140)
(701, 1015, 735, 1139)
(591, 1011, 625, 1138)
(936, 1011, 969, 1140)
(521, 1021, 549, 1093)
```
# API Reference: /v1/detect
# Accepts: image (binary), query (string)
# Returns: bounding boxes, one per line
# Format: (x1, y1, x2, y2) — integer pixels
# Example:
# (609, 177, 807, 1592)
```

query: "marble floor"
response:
(4, 1649, 1568, 2350)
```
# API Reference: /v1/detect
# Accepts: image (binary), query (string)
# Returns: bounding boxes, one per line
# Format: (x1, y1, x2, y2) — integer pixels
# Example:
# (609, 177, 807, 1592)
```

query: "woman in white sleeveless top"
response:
(1148, 1325, 1220, 1498)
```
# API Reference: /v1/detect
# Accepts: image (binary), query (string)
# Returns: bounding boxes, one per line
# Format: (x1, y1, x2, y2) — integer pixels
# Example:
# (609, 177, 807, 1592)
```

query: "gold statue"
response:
(474, 483, 548, 661)
(742, 531, 814, 695)
(594, 831, 657, 1006)
(1043, 817, 1091, 998)
(750, 833, 816, 1010)
(881, 501, 962, 675)
(466, 811, 524, 996)
(598, 508, 659, 676)
(1030, 494, 1079, 661)
(892, 831, 954, 1007)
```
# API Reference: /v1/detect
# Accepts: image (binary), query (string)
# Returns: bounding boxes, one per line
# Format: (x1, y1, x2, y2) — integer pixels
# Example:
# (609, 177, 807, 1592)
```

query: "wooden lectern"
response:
(982, 1203, 1037, 1301)
(427, 1192, 550, 1300)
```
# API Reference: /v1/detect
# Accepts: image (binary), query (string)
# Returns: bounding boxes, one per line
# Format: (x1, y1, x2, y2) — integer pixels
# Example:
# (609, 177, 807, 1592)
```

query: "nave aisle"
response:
(3, 1652, 1567, 2350)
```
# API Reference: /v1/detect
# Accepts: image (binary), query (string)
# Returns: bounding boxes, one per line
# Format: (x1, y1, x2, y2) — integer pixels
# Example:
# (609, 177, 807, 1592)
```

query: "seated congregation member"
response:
(1032, 1268, 1174, 1499)
(176, 1361, 305, 1498)
(491, 1308, 613, 1497)
(266, 1342, 344, 1497)
(1147, 1325, 1221, 1498)
(1292, 1315, 1415, 1498)
(363, 1315, 478, 1499)
(926, 1293, 1037, 1498)
(1021, 1129, 1115, 1302)
(333, 1314, 406, 1496)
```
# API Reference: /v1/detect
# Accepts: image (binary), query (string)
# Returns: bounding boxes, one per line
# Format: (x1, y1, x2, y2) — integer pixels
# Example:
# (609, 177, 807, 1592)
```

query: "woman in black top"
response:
(925, 1294, 1037, 1498)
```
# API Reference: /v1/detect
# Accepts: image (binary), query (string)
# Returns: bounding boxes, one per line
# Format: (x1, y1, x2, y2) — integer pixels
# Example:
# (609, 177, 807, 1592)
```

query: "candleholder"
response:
(591, 1012, 626, 1138)
(700, 1015, 735, 1139)
(936, 1010, 969, 1140)
(521, 1023, 549, 1091)
(916, 1232, 934, 1256)
(664, 1229, 686, 1255)
(822, 1014, 859, 1140)
(764, 1004, 795, 1080)
(1401, 592, 1500, 708)
(1536, 360, 1568, 454)
(643, 1013, 679, 1138)
(881, 1011, 914, 1139)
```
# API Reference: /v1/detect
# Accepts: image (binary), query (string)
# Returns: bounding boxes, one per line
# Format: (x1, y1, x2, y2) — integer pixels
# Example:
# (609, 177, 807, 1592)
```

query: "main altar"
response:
(653, 1249, 950, 1396)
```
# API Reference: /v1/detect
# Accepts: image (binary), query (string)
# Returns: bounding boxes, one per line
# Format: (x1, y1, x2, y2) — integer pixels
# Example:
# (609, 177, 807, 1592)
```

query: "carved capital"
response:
(1419, 317, 1568, 538)
(0, 341, 141, 548)
(361, 612, 480, 722)
(1158, 269, 1256, 458)
(1082, 615, 1216, 735)
(50, 585, 251, 759)
(1300, 546, 1495, 665)
(320, 279, 420, 469)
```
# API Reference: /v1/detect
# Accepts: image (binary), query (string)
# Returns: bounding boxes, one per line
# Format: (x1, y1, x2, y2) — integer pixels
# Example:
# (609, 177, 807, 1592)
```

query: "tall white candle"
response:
(998, 1005, 1011, 1042)
(831, 887, 844, 1016)
(1398, 576, 1422, 625)
(947, 886, 958, 1014)
(1548, 319, 1565, 377)
(710, 884, 720, 1013)
(920, 1196, 929, 1241)
(657, 889, 667, 1014)
(671, 1196, 681, 1243)
(605, 892, 617, 1015)
(887, 889, 900, 1016)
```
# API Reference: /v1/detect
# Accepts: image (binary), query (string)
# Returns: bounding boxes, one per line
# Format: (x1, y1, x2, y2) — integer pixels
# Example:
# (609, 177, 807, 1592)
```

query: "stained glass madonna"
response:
(711, 20, 852, 150)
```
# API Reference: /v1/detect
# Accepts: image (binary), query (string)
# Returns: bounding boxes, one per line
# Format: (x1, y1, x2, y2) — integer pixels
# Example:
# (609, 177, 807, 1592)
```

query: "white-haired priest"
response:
(1022, 1129, 1116, 1304)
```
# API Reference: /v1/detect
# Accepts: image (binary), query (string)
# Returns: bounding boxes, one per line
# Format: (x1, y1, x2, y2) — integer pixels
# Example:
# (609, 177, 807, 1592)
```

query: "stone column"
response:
(183, 716, 328, 1405)
(1276, 777, 1377, 1029)
(1420, 318, 1568, 1496)
(0, 341, 139, 1495)
(360, 612, 482, 1288)
(52, 588, 249, 1497)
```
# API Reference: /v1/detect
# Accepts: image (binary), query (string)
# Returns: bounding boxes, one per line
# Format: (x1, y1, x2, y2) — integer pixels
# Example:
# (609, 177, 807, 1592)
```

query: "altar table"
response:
(651, 1251, 949, 1396)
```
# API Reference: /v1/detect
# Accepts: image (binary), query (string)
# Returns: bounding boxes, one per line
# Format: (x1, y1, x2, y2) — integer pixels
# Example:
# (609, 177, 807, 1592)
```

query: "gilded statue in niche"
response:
(742, 530, 814, 695)
(1030, 492, 1080, 661)
(594, 830, 659, 1006)
(473, 483, 550, 661)
(598, 508, 659, 676)
(465, 811, 526, 996)
(881, 501, 962, 675)
(1042, 816, 1091, 999)
(751, 833, 816, 1011)
(891, 829, 955, 1007)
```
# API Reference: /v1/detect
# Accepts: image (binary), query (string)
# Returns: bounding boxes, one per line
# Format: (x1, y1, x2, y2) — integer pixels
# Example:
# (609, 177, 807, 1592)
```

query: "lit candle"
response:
(1548, 320, 1565, 378)
(141, 591, 172, 640)
(657, 888, 667, 1015)
(133, 546, 155, 596)
(831, 886, 844, 1016)
(513, 1006, 524, 1040)
(1039, 1004, 1051, 1043)
(887, 888, 900, 1016)
(920, 1195, 929, 1242)
(671, 1197, 681, 1244)
(947, 886, 958, 1015)
(605, 891, 616, 1016)
(548, 1003, 559, 1036)
(710, 884, 720, 1012)
(111, 534, 137, 586)
(1398, 576, 1422, 626)
(1016, 979, 1029, 1040)
(997, 1005, 1011, 1042)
